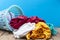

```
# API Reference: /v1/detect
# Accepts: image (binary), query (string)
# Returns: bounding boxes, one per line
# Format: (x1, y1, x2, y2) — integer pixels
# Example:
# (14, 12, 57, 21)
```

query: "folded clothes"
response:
(26, 22, 51, 40)
(13, 22, 35, 38)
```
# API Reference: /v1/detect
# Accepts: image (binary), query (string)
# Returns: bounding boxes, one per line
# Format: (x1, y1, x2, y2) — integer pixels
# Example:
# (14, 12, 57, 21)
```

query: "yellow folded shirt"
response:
(26, 22, 51, 40)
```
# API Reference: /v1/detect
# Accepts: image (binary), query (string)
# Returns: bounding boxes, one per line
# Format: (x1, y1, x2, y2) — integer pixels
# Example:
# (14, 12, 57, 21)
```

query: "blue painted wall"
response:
(0, 0, 60, 27)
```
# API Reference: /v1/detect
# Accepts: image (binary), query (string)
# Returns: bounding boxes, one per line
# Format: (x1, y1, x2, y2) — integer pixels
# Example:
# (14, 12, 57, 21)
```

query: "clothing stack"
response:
(10, 15, 57, 40)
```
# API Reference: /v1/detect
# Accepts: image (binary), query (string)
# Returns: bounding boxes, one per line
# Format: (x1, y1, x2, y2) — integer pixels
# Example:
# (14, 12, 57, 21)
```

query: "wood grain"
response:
(0, 28, 60, 40)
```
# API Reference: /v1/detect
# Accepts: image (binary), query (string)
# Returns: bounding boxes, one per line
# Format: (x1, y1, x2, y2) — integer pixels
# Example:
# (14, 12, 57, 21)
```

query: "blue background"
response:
(0, 0, 60, 27)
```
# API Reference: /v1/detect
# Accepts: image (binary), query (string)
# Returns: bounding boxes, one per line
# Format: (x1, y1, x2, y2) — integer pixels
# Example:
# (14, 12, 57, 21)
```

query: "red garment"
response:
(26, 16, 45, 23)
(10, 16, 45, 29)
(10, 15, 28, 29)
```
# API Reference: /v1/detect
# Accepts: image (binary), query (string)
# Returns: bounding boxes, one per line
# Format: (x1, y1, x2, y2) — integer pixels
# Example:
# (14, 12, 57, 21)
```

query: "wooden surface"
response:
(0, 28, 60, 40)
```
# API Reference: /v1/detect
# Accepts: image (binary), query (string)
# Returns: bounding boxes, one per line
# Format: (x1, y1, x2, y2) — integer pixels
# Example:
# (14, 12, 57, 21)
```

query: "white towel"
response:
(13, 22, 35, 38)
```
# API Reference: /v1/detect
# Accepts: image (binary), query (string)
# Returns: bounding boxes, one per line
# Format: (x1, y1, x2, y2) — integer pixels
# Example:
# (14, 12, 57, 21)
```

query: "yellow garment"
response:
(26, 22, 51, 40)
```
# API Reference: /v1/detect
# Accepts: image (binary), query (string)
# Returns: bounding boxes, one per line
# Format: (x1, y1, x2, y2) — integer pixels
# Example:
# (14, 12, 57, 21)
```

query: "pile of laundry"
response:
(0, 5, 57, 40)
(9, 15, 57, 40)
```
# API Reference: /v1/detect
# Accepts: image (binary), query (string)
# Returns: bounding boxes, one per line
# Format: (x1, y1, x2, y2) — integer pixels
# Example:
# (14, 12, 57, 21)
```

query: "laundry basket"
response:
(0, 5, 23, 31)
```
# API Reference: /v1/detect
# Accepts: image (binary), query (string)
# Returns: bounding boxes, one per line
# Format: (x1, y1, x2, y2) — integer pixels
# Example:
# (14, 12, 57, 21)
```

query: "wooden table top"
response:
(0, 28, 60, 40)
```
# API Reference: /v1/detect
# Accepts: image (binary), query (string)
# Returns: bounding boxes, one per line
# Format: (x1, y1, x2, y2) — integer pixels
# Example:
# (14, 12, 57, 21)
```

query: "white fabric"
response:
(13, 22, 35, 38)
